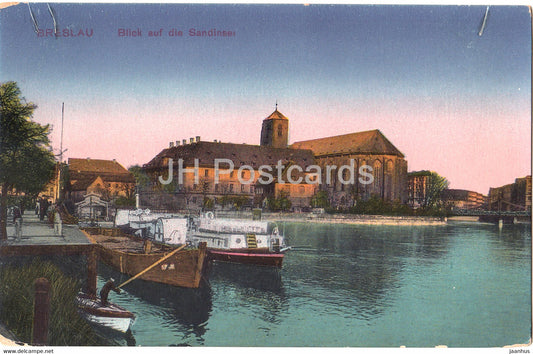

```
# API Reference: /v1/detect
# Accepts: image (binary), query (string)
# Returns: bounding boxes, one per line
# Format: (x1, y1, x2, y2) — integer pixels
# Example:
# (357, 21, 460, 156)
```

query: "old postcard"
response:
(0, 2, 530, 352)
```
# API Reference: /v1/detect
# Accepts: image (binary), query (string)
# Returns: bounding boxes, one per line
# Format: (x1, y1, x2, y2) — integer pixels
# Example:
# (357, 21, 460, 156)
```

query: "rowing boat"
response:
(76, 292, 135, 333)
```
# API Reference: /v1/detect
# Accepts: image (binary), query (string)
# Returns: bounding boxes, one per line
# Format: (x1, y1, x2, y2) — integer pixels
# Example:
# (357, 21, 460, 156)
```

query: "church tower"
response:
(260, 106, 289, 148)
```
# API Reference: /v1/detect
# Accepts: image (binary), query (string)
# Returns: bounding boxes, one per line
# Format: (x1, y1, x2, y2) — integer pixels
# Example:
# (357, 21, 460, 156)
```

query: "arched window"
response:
(373, 160, 382, 192)
(277, 124, 283, 137)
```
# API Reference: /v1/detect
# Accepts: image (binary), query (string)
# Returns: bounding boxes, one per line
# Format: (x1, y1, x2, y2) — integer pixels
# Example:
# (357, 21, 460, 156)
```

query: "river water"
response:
(96, 221, 531, 347)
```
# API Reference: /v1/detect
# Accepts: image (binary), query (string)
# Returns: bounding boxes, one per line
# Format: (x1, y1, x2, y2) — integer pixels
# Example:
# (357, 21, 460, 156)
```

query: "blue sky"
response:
(1, 3, 530, 194)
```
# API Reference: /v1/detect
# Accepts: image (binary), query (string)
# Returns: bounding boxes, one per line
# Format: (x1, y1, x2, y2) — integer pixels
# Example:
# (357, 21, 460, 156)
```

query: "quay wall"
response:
(212, 211, 446, 226)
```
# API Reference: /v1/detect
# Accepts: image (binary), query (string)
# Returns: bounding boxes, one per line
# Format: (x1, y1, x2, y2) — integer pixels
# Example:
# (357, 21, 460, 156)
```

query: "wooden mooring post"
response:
(87, 246, 98, 296)
(32, 278, 51, 346)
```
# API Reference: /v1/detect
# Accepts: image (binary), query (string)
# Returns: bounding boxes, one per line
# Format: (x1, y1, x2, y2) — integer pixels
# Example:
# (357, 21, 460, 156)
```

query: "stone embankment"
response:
(214, 211, 447, 226)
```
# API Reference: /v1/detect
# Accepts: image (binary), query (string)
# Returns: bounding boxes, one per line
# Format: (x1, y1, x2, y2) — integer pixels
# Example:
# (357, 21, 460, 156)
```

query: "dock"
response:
(0, 212, 98, 295)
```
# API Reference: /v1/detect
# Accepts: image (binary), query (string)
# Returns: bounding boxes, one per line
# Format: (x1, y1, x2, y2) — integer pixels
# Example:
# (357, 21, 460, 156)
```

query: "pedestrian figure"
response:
(39, 198, 48, 221)
(100, 278, 121, 306)
(13, 205, 22, 241)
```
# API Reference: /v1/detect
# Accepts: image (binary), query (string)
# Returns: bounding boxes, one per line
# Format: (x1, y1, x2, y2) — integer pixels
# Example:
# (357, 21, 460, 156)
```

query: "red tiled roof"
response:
(68, 158, 135, 191)
(68, 158, 131, 175)
(143, 141, 315, 170)
(264, 109, 288, 120)
(291, 129, 404, 157)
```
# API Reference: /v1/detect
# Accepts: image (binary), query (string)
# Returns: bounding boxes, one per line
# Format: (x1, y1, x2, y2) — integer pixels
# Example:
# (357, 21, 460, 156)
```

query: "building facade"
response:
(66, 158, 136, 203)
(142, 108, 408, 211)
(440, 189, 487, 210)
(292, 129, 408, 208)
(141, 138, 317, 211)
(488, 175, 532, 212)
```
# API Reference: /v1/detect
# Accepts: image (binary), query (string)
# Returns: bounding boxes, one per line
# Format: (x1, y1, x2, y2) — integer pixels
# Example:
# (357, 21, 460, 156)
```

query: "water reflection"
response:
(282, 222, 456, 322)
(209, 262, 288, 326)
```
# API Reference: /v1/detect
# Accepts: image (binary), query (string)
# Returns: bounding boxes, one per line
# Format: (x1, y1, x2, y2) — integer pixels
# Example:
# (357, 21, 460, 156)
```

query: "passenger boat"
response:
(113, 209, 290, 268)
(75, 292, 135, 333)
(82, 227, 208, 288)
(188, 212, 289, 268)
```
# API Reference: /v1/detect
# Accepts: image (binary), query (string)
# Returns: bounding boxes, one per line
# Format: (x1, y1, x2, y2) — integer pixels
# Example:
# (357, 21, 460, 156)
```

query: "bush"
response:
(0, 259, 107, 345)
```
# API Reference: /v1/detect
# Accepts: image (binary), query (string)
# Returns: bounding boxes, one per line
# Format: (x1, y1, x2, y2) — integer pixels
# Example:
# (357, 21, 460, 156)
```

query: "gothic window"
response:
(373, 160, 382, 191)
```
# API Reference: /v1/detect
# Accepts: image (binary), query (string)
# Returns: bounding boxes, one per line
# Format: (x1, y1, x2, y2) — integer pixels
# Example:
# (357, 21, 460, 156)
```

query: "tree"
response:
(0, 82, 55, 241)
(422, 172, 449, 209)
(311, 190, 330, 208)
(129, 165, 150, 190)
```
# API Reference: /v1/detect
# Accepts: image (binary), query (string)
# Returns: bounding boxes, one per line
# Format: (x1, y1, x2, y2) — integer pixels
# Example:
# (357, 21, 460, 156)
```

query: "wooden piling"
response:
(32, 278, 51, 346)
(87, 247, 98, 296)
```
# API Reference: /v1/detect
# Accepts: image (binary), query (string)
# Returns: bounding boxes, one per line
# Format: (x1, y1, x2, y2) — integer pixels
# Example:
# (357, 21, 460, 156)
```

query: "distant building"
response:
(488, 175, 532, 212)
(291, 129, 408, 208)
(440, 189, 487, 210)
(66, 158, 136, 203)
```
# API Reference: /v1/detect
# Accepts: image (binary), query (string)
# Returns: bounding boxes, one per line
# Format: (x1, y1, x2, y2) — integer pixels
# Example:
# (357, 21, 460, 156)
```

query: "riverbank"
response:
(213, 211, 447, 225)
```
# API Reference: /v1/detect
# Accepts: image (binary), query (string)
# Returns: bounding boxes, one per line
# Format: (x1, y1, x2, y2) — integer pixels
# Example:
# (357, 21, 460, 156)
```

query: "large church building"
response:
(141, 108, 408, 210)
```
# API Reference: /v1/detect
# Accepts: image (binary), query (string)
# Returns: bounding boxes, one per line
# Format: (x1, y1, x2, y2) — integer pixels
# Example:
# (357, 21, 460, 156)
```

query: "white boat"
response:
(76, 293, 135, 333)
(188, 212, 289, 267)
(115, 209, 185, 239)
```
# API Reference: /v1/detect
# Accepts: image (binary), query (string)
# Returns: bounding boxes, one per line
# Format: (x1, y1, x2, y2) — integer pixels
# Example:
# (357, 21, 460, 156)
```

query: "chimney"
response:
(183, 139, 187, 145)
(214, 139, 217, 143)
(169, 142, 174, 148)
(176, 141, 180, 146)
(196, 136, 201, 142)
(190, 137, 194, 143)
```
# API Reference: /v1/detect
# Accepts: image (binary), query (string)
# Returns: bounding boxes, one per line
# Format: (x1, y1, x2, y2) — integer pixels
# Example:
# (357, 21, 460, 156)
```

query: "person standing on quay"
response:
(12, 205, 22, 241)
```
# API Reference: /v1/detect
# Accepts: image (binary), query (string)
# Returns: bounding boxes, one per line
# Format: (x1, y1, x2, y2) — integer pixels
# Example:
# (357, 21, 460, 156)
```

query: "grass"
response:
(0, 258, 108, 346)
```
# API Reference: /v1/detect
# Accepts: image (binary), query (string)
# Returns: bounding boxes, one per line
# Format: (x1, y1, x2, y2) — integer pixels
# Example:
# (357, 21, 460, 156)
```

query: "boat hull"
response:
(83, 229, 208, 288)
(76, 293, 135, 333)
(208, 248, 284, 268)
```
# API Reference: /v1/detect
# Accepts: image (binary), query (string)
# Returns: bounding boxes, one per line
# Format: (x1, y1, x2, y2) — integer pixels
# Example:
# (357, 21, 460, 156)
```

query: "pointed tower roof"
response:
(264, 109, 288, 120)
(291, 129, 404, 157)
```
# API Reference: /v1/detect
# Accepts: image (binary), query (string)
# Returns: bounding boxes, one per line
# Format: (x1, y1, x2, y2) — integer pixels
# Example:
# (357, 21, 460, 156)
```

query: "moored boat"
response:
(188, 213, 289, 268)
(76, 292, 135, 333)
(82, 228, 208, 288)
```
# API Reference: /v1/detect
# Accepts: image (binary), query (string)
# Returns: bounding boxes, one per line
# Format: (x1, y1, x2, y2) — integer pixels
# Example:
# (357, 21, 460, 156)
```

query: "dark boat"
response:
(207, 248, 284, 267)
(82, 228, 208, 288)
(76, 292, 135, 333)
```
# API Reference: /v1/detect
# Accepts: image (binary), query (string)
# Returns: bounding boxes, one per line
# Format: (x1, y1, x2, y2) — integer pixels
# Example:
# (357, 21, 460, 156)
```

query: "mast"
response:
(60, 102, 64, 163)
